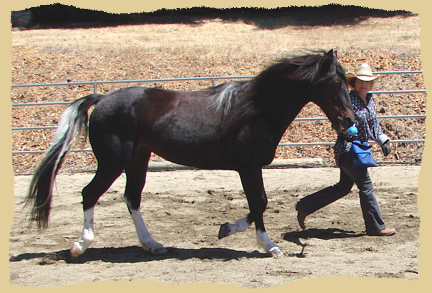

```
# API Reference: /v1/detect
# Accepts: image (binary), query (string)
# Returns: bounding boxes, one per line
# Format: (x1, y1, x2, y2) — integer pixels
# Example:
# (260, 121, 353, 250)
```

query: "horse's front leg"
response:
(218, 215, 252, 239)
(238, 168, 282, 257)
(218, 213, 280, 256)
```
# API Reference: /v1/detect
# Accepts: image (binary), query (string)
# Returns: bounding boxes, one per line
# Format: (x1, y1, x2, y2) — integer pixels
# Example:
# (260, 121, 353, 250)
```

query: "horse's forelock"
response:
(302, 52, 343, 85)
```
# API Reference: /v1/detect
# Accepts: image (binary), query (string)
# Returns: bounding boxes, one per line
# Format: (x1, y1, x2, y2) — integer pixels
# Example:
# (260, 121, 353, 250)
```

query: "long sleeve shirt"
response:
(334, 90, 390, 165)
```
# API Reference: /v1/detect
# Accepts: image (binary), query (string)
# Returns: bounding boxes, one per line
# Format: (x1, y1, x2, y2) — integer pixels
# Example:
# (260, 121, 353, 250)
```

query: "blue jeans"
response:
(296, 153, 386, 234)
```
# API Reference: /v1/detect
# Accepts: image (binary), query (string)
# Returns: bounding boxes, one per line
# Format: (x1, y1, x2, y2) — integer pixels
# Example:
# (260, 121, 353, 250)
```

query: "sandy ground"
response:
(9, 164, 420, 288)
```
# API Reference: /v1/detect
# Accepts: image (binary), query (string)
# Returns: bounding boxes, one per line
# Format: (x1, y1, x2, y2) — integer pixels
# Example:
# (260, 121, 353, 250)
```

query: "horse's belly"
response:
(143, 136, 236, 170)
(142, 129, 275, 170)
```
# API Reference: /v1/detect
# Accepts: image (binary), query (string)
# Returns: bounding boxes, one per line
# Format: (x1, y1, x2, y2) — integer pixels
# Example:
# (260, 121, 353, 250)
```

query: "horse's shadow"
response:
(9, 246, 268, 264)
(10, 228, 363, 264)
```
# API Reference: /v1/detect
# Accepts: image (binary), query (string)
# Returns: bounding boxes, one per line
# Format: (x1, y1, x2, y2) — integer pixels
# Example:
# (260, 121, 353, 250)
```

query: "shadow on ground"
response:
(10, 246, 269, 264)
(9, 228, 365, 264)
(13, 4, 416, 30)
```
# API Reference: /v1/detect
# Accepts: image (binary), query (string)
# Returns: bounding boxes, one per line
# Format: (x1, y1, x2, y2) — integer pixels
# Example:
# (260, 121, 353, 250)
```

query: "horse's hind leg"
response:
(124, 149, 167, 254)
(70, 165, 123, 258)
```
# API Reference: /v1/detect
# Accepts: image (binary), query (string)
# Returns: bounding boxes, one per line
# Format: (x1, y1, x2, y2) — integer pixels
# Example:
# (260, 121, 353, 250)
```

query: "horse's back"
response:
(87, 86, 228, 166)
(90, 86, 180, 125)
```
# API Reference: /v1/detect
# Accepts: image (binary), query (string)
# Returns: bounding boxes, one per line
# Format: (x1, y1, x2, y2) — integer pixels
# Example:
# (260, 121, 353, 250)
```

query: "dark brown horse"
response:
(25, 49, 354, 258)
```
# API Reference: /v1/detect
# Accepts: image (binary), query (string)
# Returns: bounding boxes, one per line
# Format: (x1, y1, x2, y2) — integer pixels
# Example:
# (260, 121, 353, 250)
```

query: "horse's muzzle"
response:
(335, 116, 355, 133)
(343, 116, 355, 128)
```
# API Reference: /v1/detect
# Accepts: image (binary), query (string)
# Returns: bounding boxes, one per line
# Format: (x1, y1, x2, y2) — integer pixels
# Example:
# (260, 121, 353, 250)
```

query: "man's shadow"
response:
(283, 228, 364, 258)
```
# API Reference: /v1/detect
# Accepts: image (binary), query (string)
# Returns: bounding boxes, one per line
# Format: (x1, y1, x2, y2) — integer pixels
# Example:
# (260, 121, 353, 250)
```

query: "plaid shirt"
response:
(334, 90, 390, 165)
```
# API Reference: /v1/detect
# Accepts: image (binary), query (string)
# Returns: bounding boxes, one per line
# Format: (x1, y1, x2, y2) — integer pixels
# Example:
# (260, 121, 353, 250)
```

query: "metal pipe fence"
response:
(11, 70, 426, 156)
(10, 115, 427, 131)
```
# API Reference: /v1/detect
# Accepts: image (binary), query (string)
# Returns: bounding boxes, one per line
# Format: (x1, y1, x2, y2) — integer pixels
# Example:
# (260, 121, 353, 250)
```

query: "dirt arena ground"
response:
(8, 5, 425, 290)
(9, 164, 419, 288)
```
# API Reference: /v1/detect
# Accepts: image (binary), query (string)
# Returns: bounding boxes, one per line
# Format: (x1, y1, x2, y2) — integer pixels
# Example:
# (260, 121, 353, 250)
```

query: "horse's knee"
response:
(248, 200, 267, 229)
(247, 193, 268, 216)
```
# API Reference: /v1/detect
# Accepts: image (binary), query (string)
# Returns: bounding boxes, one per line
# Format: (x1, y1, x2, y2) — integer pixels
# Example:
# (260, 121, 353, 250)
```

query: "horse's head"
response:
(309, 50, 355, 133)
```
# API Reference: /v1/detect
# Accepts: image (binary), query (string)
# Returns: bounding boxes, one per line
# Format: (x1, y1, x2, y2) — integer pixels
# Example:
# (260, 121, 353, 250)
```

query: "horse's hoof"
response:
(70, 245, 83, 259)
(142, 242, 168, 255)
(218, 222, 231, 239)
(268, 246, 283, 258)
(151, 246, 168, 255)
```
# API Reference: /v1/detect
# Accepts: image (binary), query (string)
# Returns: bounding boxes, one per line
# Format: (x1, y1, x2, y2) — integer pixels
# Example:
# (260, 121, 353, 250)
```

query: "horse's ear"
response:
(326, 49, 338, 60)
(319, 50, 338, 77)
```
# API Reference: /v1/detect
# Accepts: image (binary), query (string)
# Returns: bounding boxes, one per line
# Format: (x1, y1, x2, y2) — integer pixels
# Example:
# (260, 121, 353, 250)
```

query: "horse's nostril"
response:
(344, 116, 355, 127)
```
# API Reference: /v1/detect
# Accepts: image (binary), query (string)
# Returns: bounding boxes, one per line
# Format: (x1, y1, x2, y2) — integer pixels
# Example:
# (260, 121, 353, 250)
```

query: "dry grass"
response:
(11, 14, 425, 174)
(12, 16, 420, 62)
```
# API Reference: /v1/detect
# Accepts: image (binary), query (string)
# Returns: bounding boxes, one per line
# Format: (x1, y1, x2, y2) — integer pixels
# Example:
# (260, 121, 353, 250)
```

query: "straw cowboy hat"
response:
(346, 63, 378, 84)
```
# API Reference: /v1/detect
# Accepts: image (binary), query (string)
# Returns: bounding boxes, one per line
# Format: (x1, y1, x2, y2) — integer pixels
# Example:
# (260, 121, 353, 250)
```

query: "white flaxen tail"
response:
(25, 94, 104, 229)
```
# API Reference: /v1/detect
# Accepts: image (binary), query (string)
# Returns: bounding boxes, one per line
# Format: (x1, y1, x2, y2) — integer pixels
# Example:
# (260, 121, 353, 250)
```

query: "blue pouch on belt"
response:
(350, 140, 377, 168)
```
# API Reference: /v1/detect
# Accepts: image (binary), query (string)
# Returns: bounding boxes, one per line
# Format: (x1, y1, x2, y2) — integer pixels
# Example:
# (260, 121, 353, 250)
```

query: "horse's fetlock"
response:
(82, 232, 94, 241)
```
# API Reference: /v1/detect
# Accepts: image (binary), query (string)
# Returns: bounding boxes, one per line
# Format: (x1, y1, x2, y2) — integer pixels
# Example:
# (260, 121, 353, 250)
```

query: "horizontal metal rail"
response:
(11, 89, 427, 107)
(294, 114, 425, 121)
(13, 149, 88, 154)
(10, 70, 425, 96)
(279, 139, 425, 147)
(9, 70, 424, 89)
(11, 114, 427, 131)
(12, 139, 426, 155)
(12, 101, 72, 107)
(370, 90, 426, 94)
(11, 75, 256, 93)
(10, 75, 255, 88)
(12, 126, 58, 131)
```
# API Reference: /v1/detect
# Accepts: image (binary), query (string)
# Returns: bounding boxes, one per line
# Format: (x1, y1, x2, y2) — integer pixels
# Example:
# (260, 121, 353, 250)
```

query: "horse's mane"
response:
(255, 50, 343, 86)
(207, 81, 250, 116)
(206, 50, 343, 126)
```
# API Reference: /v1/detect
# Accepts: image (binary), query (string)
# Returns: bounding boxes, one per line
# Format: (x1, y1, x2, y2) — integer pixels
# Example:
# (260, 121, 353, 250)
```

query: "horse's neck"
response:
(271, 101, 307, 142)
(253, 86, 309, 137)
